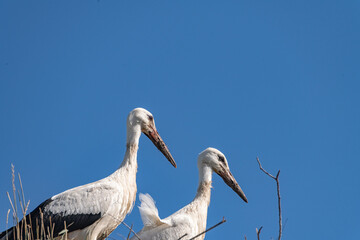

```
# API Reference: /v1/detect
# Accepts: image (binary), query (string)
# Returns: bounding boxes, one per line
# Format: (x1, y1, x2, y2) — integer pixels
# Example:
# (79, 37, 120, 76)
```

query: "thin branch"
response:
(256, 157, 282, 240)
(256, 157, 276, 179)
(107, 214, 141, 240)
(177, 233, 188, 240)
(121, 221, 141, 240)
(126, 224, 134, 240)
(256, 226, 263, 240)
(188, 217, 226, 240)
(276, 171, 282, 240)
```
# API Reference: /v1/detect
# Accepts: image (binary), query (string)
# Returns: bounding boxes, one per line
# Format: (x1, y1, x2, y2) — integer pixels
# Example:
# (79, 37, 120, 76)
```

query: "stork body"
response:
(0, 108, 176, 240)
(132, 148, 247, 240)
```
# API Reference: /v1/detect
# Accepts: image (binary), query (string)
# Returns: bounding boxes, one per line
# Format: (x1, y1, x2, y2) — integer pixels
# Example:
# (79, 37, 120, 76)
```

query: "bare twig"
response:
(126, 224, 134, 240)
(107, 214, 141, 240)
(121, 221, 141, 240)
(188, 217, 226, 240)
(256, 157, 282, 240)
(178, 233, 188, 240)
(256, 226, 263, 240)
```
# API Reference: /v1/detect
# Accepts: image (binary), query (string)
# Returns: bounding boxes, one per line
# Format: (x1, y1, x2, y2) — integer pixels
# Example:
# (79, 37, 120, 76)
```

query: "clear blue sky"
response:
(1, 1, 359, 239)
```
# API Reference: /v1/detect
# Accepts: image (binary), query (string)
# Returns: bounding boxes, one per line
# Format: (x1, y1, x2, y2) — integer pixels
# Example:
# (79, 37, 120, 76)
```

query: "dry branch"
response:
(120, 221, 141, 240)
(256, 226, 263, 240)
(178, 233, 188, 240)
(256, 157, 282, 240)
(126, 224, 134, 240)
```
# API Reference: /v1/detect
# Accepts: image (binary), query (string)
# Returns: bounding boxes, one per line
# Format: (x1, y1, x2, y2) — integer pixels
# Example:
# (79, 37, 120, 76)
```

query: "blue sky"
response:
(0, 1, 359, 239)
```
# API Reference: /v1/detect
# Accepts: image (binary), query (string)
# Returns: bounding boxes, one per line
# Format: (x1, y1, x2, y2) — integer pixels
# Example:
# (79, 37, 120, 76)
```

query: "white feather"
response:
(138, 193, 166, 228)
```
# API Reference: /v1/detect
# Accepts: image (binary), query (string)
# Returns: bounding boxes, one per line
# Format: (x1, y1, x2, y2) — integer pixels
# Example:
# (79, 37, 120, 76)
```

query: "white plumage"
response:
(0, 108, 176, 240)
(131, 148, 247, 240)
(138, 194, 164, 228)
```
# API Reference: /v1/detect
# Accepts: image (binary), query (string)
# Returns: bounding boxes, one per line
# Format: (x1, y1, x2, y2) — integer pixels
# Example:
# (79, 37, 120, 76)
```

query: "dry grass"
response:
(2, 165, 68, 240)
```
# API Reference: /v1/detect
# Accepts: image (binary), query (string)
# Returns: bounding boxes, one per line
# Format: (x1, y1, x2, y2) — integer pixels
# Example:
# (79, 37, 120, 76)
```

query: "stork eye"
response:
(218, 155, 225, 164)
(148, 115, 154, 121)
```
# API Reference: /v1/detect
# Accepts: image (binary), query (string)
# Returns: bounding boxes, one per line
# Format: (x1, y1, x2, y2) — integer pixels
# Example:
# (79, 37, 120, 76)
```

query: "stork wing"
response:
(138, 193, 170, 229)
(27, 181, 118, 238)
(0, 180, 120, 240)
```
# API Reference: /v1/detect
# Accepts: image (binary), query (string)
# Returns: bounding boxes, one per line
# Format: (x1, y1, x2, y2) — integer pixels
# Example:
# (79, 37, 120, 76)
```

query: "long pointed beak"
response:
(218, 167, 248, 203)
(144, 127, 177, 168)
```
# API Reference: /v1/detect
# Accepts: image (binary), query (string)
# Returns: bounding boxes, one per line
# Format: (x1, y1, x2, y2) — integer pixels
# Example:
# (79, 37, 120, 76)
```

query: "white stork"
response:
(131, 148, 247, 240)
(0, 108, 176, 240)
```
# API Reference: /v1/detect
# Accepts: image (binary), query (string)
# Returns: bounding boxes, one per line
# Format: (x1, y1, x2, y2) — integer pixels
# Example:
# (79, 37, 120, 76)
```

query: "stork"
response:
(0, 108, 176, 240)
(131, 148, 247, 240)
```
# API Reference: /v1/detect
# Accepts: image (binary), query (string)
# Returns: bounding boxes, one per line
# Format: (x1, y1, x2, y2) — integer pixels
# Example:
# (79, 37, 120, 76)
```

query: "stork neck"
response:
(193, 165, 212, 205)
(126, 124, 141, 146)
(120, 144, 138, 168)
(199, 164, 212, 183)
(119, 124, 141, 169)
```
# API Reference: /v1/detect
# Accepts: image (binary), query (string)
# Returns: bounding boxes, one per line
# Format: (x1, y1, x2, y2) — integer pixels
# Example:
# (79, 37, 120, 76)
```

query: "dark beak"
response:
(144, 127, 177, 168)
(218, 167, 248, 203)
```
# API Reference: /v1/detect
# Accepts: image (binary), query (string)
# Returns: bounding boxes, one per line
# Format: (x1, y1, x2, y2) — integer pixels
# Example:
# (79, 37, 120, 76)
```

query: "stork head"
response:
(127, 108, 176, 168)
(198, 148, 248, 203)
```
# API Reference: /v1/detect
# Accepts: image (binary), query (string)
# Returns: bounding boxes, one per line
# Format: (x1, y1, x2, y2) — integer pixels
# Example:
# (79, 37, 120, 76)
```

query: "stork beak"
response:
(144, 127, 177, 168)
(217, 167, 248, 203)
